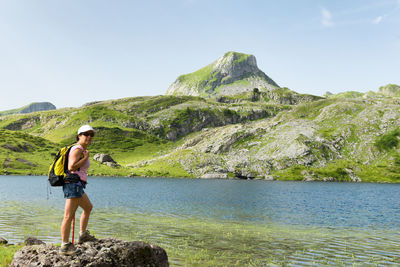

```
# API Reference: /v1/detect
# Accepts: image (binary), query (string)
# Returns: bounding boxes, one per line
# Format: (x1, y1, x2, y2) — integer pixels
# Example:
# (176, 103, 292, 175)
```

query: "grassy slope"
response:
(0, 129, 59, 175)
(1, 95, 400, 182)
(142, 97, 400, 183)
(262, 98, 400, 182)
(0, 97, 179, 176)
(0, 95, 288, 178)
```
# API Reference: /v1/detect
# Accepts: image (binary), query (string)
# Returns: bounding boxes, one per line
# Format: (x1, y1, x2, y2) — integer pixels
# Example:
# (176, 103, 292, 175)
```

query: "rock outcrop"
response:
(166, 51, 279, 97)
(10, 238, 169, 267)
(94, 154, 119, 167)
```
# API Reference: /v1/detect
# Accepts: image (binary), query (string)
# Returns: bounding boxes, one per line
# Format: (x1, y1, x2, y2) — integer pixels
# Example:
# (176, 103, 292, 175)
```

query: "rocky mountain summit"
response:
(166, 51, 279, 97)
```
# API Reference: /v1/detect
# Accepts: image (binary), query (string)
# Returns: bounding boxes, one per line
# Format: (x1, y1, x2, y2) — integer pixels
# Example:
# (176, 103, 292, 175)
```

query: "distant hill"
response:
(0, 102, 56, 117)
(324, 84, 400, 99)
(379, 84, 400, 97)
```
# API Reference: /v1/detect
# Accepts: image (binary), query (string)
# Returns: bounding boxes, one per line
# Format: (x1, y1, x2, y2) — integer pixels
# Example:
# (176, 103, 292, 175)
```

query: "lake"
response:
(1, 175, 400, 265)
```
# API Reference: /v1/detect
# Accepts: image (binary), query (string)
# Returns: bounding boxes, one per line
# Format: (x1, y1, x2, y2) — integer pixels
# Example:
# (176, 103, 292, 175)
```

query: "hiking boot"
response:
(59, 242, 78, 256)
(78, 230, 97, 244)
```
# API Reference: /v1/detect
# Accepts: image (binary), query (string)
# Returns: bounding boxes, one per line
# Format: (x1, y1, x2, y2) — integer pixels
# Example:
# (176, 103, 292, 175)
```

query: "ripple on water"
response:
(2, 176, 400, 265)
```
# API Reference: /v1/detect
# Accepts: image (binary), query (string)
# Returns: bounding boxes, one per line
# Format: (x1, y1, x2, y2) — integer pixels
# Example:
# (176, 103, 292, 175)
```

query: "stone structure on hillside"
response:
(10, 237, 169, 267)
(166, 51, 279, 97)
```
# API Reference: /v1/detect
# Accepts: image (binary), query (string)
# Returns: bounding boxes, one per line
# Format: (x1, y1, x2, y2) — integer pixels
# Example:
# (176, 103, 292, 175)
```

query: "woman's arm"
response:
(68, 148, 89, 171)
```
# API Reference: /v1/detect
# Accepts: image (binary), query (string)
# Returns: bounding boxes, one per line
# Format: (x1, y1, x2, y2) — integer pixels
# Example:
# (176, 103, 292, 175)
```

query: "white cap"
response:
(77, 125, 95, 135)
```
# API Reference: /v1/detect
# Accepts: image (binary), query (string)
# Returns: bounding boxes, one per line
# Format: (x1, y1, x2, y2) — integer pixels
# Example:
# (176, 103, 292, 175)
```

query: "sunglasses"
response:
(81, 132, 94, 137)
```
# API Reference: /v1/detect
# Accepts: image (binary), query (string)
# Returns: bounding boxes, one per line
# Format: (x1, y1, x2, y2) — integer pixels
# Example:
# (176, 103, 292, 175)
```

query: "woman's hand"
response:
(69, 148, 89, 171)
(82, 149, 90, 160)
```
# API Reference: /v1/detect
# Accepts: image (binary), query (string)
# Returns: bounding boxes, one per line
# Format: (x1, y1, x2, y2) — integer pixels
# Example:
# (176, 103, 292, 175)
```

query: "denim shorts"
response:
(63, 182, 84, 199)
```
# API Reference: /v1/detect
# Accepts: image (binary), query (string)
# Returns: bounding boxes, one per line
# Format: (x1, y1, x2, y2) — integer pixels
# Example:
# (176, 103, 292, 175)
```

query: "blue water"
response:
(1, 175, 400, 229)
(2, 176, 400, 265)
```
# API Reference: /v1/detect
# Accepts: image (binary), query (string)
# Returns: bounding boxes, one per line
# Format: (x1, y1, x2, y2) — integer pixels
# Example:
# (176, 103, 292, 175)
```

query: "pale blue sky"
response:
(0, 0, 399, 110)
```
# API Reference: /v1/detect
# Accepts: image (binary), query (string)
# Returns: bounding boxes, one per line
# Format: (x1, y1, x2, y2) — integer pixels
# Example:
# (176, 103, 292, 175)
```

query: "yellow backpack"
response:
(48, 145, 73, 186)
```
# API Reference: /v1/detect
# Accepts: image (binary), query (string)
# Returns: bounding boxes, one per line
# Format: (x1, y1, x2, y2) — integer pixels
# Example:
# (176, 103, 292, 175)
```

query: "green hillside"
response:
(0, 129, 59, 175)
(0, 95, 290, 177)
(1, 86, 400, 182)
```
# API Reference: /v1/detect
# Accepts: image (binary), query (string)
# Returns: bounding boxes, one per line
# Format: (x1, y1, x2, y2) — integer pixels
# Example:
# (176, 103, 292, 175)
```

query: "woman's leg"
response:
(61, 198, 79, 243)
(78, 193, 93, 233)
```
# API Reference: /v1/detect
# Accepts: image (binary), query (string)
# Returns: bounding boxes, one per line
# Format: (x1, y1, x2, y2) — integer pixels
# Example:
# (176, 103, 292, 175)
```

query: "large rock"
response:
(93, 154, 119, 167)
(10, 238, 169, 267)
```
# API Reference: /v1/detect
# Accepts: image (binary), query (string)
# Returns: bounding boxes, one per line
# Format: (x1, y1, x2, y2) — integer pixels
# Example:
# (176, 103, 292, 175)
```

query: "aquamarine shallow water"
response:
(1, 175, 400, 265)
(2, 175, 400, 228)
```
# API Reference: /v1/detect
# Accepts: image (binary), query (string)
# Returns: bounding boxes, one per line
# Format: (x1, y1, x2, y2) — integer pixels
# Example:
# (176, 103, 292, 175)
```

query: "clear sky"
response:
(0, 0, 399, 111)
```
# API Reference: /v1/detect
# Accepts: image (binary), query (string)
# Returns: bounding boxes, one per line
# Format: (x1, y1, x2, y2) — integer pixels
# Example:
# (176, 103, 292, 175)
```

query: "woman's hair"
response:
(76, 134, 80, 141)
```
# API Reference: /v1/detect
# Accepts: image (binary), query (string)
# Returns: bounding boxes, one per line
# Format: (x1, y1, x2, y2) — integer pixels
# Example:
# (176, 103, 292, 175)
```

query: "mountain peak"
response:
(214, 51, 258, 77)
(166, 52, 279, 97)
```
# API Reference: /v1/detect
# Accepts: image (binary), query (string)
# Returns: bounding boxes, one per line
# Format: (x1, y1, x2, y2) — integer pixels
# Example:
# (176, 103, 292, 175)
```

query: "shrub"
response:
(375, 129, 400, 152)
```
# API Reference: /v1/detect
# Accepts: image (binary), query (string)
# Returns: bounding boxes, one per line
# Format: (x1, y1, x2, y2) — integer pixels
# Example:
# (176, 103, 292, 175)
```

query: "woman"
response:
(59, 125, 96, 256)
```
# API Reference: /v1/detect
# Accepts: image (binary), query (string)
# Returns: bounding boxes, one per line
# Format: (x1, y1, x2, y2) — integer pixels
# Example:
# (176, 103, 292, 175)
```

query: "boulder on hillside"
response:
(10, 238, 169, 267)
(93, 154, 119, 167)
(0, 237, 7, 244)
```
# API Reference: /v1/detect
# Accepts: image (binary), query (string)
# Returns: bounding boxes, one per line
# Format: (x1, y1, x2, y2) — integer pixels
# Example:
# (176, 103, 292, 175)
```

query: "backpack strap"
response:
(63, 145, 73, 175)
(65, 144, 83, 173)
